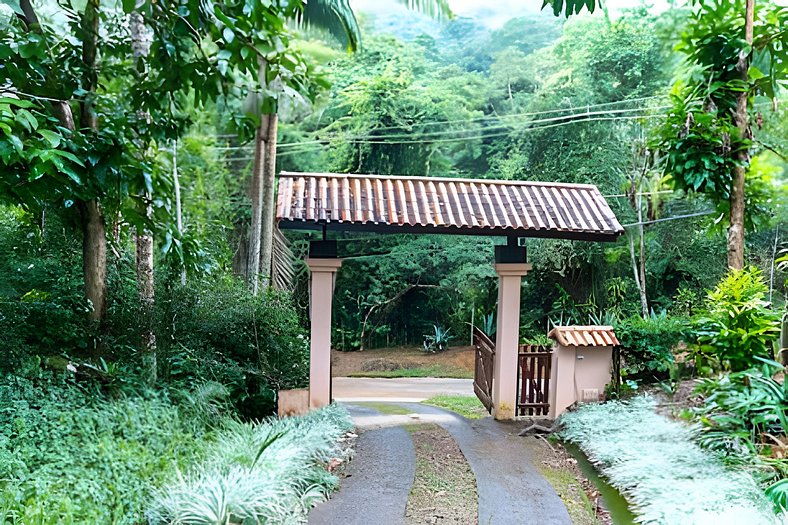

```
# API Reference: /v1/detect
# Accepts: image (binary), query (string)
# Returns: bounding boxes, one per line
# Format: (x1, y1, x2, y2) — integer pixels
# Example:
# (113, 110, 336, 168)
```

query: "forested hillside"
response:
(1, 0, 787, 521)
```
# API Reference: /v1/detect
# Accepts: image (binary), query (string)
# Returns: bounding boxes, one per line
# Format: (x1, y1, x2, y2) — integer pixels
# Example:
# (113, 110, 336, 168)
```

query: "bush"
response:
(0, 206, 94, 371)
(692, 361, 788, 462)
(615, 312, 690, 380)
(691, 361, 788, 514)
(158, 277, 310, 417)
(149, 403, 353, 524)
(0, 374, 226, 524)
(696, 266, 781, 372)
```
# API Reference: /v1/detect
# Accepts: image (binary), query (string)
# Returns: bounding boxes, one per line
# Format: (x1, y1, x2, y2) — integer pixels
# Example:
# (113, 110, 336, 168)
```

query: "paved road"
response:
(309, 402, 572, 525)
(332, 376, 473, 402)
(309, 405, 416, 525)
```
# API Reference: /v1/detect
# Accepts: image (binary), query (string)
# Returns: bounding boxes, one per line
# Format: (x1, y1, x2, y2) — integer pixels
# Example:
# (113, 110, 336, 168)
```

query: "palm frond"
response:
(272, 227, 295, 291)
(396, 0, 453, 19)
(297, 0, 361, 52)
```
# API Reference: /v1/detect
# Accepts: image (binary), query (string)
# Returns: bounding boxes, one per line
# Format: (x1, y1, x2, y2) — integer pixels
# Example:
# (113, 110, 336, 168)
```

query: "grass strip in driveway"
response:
(405, 424, 478, 524)
(422, 394, 488, 419)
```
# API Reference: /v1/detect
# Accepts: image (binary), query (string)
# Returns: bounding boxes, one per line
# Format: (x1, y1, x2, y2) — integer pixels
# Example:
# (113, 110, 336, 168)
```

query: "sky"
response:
(349, 0, 672, 29)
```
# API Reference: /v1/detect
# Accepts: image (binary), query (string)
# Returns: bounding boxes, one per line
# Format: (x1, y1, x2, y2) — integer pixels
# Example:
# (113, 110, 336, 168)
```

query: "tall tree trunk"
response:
(259, 113, 278, 288)
(131, 9, 156, 383)
(80, 0, 107, 323)
(248, 114, 269, 294)
(628, 235, 644, 318)
(19, 0, 107, 323)
(727, 0, 755, 270)
(80, 200, 108, 323)
(80, 0, 99, 130)
(135, 207, 156, 383)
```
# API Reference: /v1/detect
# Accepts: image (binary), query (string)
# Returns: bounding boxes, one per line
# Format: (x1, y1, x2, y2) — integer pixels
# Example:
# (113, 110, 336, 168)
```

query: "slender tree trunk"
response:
(727, 0, 755, 270)
(135, 207, 156, 383)
(259, 113, 278, 287)
(248, 114, 269, 294)
(173, 140, 186, 285)
(19, 0, 107, 323)
(637, 193, 649, 317)
(131, 9, 156, 383)
(80, 0, 99, 130)
(628, 235, 646, 319)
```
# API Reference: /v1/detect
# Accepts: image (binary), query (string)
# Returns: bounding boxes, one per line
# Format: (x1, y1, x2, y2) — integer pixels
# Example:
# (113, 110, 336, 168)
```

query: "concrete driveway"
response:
(332, 377, 473, 402)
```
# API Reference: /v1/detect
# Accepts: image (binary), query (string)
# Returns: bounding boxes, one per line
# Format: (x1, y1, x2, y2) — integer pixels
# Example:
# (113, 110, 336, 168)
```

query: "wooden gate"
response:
(472, 327, 495, 414)
(517, 344, 552, 416)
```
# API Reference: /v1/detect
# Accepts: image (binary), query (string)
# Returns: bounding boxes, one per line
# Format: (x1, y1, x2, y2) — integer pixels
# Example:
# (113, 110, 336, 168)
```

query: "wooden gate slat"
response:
(473, 328, 495, 414)
(516, 343, 552, 416)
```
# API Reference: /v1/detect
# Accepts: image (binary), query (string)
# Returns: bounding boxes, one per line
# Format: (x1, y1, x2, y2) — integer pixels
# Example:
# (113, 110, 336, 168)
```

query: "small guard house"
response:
(276, 171, 624, 420)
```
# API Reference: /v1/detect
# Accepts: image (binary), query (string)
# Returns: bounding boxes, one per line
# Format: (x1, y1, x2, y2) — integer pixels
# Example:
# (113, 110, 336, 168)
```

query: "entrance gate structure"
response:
(276, 172, 623, 420)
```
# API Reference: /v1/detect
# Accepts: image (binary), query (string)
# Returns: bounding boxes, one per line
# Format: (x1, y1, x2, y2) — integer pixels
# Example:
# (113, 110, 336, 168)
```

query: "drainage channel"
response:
(563, 442, 637, 525)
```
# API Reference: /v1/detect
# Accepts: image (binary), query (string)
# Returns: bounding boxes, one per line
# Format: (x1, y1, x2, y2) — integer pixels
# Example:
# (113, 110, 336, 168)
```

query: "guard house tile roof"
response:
(548, 326, 620, 347)
(276, 172, 624, 242)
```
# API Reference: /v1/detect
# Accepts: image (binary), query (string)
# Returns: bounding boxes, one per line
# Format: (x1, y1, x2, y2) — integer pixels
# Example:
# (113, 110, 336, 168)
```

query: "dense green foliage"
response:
(0, 205, 307, 416)
(615, 313, 690, 380)
(696, 267, 781, 372)
(0, 375, 222, 524)
(0, 1, 787, 522)
(691, 361, 788, 513)
(0, 371, 350, 524)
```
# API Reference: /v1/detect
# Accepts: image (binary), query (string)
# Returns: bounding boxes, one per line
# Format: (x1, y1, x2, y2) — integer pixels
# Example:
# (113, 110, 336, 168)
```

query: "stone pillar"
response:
(306, 257, 342, 410)
(492, 262, 531, 420)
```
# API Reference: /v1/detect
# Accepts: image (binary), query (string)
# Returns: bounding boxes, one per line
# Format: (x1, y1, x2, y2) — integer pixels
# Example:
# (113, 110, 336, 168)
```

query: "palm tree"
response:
(248, 0, 453, 293)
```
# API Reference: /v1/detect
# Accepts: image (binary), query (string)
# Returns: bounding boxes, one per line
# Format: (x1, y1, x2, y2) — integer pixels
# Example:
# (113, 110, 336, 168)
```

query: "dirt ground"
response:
(405, 424, 479, 524)
(332, 346, 475, 377)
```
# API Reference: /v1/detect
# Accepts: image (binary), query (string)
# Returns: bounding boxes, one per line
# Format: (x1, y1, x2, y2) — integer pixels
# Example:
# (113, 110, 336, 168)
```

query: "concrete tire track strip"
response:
(309, 403, 571, 525)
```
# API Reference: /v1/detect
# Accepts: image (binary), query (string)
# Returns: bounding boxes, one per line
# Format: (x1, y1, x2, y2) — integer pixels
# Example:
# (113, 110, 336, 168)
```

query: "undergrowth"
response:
(0, 375, 225, 524)
(149, 403, 353, 524)
(560, 396, 779, 525)
(0, 374, 352, 525)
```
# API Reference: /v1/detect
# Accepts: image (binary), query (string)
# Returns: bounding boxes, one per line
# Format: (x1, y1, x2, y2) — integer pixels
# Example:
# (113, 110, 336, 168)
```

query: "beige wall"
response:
(549, 345, 613, 418)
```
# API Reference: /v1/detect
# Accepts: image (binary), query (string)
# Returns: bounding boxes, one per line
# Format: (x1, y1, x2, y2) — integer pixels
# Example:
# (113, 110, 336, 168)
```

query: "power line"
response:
(212, 104, 668, 150)
(217, 113, 660, 161)
(214, 95, 666, 141)
(621, 210, 717, 227)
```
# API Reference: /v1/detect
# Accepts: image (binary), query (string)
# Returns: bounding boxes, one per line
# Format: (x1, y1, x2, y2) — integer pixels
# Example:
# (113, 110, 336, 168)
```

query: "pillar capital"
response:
(494, 262, 532, 278)
(305, 257, 343, 273)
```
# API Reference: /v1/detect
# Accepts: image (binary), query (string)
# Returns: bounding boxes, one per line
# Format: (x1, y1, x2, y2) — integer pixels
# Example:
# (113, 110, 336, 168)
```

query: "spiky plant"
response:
(148, 404, 353, 525)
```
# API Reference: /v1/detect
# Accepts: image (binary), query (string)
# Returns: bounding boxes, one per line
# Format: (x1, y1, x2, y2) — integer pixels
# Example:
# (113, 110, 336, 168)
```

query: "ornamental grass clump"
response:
(149, 403, 353, 525)
(561, 396, 779, 524)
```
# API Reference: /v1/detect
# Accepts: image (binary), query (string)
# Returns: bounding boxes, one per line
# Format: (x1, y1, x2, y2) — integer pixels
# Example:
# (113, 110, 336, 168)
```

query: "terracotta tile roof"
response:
(276, 172, 624, 242)
(547, 326, 620, 347)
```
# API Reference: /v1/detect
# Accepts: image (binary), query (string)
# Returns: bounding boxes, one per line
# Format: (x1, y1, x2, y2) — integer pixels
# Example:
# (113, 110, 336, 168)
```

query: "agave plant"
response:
(422, 325, 451, 353)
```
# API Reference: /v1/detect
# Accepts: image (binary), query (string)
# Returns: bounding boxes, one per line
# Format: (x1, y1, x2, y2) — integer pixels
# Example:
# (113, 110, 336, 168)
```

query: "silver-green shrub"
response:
(148, 403, 353, 525)
(560, 397, 779, 524)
